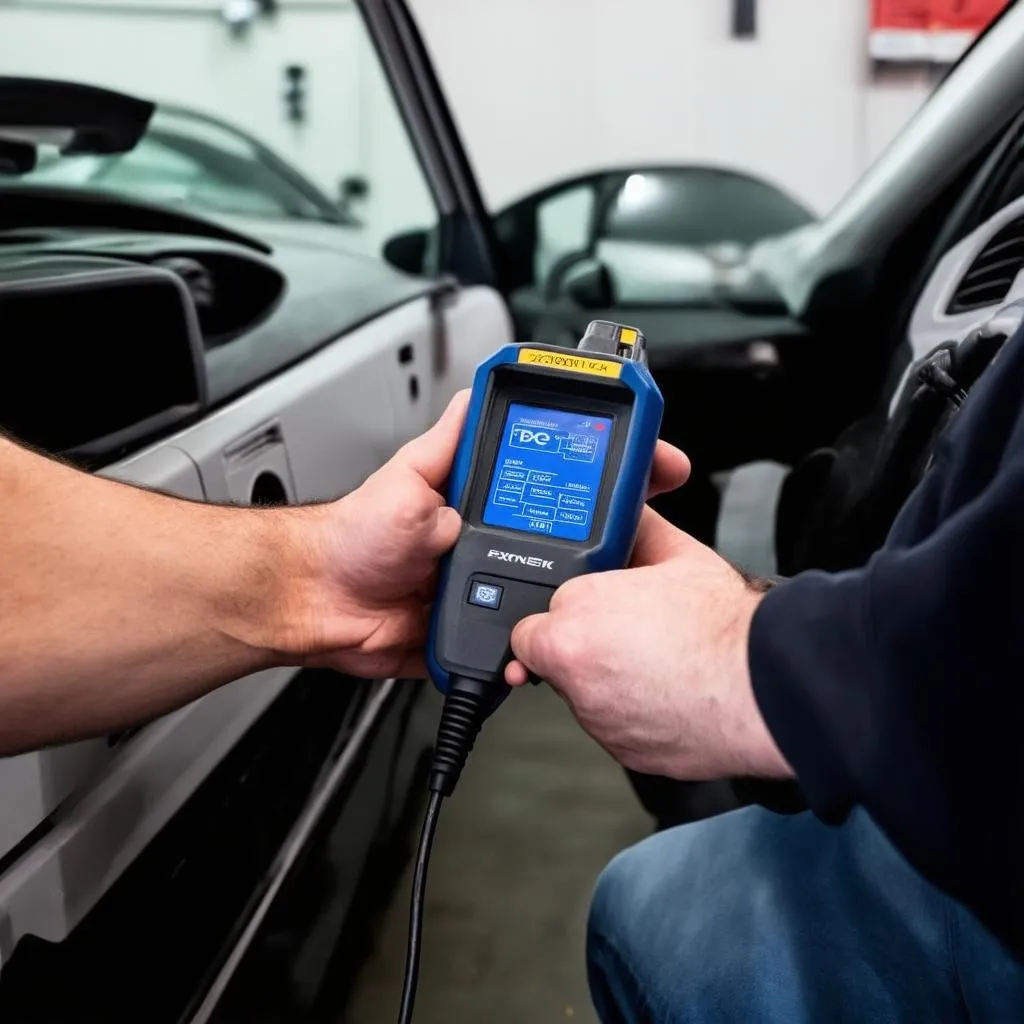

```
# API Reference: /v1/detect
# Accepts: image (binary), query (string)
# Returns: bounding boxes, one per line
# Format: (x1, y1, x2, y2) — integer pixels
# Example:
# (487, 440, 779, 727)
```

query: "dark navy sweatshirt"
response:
(750, 323, 1024, 957)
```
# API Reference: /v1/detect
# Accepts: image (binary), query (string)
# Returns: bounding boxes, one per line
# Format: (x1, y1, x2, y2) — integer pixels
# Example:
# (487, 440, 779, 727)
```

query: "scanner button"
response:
(469, 581, 504, 610)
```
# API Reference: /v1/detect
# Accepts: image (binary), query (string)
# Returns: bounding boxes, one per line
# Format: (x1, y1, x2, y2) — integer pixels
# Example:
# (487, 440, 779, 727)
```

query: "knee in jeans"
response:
(588, 823, 716, 963)
(588, 842, 651, 953)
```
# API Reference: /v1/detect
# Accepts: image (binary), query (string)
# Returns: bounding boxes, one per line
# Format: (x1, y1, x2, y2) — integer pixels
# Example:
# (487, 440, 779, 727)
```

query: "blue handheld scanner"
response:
(426, 321, 664, 701)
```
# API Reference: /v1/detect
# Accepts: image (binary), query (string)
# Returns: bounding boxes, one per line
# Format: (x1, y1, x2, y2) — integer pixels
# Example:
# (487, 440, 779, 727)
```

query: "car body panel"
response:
(0, 282, 511, 959)
(0, 446, 208, 866)
(0, 669, 296, 960)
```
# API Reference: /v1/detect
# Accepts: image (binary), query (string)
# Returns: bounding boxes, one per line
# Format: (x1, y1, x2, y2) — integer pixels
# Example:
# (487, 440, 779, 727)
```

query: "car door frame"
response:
(357, 0, 506, 292)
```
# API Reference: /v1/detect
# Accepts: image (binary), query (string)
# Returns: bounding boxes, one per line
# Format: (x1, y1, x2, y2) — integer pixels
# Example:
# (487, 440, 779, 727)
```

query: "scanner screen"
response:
(482, 403, 613, 542)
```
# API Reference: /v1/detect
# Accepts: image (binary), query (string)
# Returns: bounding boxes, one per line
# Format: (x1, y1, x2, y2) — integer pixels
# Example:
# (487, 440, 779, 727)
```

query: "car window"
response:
(29, 133, 307, 219)
(603, 170, 813, 249)
(0, 8, 438, 263)
(534, 184, 597, 286)
(107, 137, 287, 216)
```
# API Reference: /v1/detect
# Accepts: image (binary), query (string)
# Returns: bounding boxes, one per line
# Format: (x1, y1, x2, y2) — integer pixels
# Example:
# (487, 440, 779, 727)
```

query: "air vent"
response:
(153, 255, 215, 310)
(948, 215, 1024, 314)
(149, 249, 284, 344)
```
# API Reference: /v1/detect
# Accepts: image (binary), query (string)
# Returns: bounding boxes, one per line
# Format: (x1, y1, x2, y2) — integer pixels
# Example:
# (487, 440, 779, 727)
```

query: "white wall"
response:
(410, 0, 936, 215)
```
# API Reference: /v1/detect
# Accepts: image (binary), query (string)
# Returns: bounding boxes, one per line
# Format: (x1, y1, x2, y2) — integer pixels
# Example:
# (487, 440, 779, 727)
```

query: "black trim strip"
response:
(357, 0, 502, 288)
(181, 678, 399, 1024)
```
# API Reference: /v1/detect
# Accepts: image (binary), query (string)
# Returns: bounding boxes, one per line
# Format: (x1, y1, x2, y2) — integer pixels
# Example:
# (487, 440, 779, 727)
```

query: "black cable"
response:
(397, 789, 443, 1024)
(428, 675, 493, 797)
(397, 675, 499, 1024)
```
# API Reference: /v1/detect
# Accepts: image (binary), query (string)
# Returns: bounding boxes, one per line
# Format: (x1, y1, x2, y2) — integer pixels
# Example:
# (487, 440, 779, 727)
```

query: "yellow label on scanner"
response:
(517, 347, 622, 379)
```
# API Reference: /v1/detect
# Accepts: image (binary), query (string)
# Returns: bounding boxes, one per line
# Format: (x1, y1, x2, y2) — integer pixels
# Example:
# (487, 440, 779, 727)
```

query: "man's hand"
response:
(276, 393, 469, 678)
(506, 510, 792, 781)
(277, 393, 691, 680)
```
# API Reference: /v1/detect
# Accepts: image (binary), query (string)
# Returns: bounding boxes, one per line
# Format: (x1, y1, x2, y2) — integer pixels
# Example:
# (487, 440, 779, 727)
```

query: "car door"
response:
(528, 168, 825, 475)
(494, 172, 634, 345)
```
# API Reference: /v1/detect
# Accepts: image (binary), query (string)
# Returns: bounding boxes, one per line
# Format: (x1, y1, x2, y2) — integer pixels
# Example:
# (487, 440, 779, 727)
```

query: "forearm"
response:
(0, 439, 312, 753)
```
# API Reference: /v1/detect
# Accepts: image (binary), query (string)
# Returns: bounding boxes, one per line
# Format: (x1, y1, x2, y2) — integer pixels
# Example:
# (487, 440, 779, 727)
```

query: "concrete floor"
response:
(344, 685, 651, 1023)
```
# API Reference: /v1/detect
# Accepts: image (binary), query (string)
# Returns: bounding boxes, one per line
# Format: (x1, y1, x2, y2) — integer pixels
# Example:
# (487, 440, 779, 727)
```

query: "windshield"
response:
(745, 0, 1024, 315)
(19, 108, 340, 223)
(604, 170, 812, 250)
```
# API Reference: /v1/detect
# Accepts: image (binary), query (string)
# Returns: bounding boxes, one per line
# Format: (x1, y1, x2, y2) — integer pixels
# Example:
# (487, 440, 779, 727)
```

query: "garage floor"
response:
(343, 683, 651, 1023)
(344, 465, 781, 1022)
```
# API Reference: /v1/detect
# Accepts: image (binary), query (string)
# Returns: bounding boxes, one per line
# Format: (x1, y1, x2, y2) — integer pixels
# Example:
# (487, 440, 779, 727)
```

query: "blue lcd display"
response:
(482, 402, 614, 542)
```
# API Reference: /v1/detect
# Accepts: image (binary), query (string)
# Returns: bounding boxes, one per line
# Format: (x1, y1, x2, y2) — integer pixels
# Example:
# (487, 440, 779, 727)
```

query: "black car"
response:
(386, 164, 815, 347)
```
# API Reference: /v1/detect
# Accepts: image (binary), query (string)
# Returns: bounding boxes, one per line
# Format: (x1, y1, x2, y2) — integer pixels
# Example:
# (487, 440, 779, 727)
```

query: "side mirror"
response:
(383, 228, 429, 276)
(561, 257, 615, 309)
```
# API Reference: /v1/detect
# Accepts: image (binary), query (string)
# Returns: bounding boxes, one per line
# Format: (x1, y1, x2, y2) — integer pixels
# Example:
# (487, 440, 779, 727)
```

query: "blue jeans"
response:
(587, 808, 1024, 1023)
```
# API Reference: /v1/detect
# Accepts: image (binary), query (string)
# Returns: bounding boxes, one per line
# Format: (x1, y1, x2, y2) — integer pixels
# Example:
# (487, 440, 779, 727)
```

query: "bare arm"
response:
(0, 437, 307, 751)
(0, 392, 472, 754)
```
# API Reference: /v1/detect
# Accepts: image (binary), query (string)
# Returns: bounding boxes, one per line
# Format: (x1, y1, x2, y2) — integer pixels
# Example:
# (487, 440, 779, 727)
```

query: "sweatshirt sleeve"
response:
(750, 446, 1024, 956)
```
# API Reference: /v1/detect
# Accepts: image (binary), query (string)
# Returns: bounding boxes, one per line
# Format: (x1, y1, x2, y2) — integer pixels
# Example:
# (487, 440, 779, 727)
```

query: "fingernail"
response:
(436, 505, 461, 533)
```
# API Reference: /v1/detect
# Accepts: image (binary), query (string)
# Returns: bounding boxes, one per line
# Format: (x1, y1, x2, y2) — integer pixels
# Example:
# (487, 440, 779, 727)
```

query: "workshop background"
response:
(0, 0, 941, 247)
(0, 1, 1006, 1022)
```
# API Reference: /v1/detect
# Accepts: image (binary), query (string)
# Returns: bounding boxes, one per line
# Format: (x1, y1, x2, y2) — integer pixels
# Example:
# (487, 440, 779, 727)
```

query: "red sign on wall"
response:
(870, 0, 1008, 61)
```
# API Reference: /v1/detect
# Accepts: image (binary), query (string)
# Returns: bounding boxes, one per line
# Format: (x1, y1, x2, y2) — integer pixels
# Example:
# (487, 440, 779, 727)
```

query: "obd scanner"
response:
(425, 320, 664, 797)
(397, 322, 664, 1024)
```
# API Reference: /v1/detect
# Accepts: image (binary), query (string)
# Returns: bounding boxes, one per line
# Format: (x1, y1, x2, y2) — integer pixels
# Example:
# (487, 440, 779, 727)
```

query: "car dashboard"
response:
(885, 192, 1024, 415)
(0, 189, 435, 464)
(908, 193, 1024, 357)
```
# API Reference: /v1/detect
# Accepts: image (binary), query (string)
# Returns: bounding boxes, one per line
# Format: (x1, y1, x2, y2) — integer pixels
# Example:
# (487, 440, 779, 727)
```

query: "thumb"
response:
(420, 504, 462, 557)
(394, 390, 470, 489)
(630, 507, 692, 567)
(647, 440, 691, 499)
(510, 612, 556, 683)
